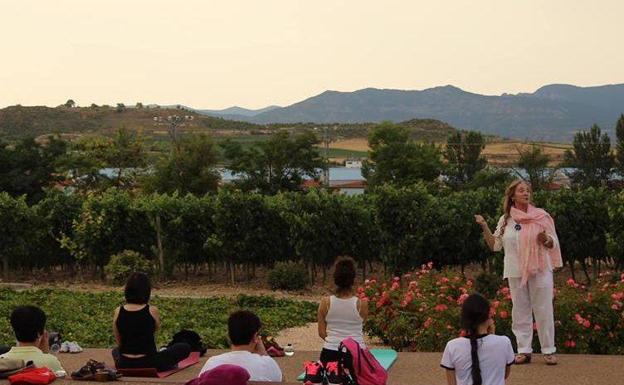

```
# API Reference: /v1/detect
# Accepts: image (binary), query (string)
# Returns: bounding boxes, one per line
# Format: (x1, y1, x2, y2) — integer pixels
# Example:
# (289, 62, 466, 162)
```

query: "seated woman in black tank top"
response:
(112, 273, 190, 371)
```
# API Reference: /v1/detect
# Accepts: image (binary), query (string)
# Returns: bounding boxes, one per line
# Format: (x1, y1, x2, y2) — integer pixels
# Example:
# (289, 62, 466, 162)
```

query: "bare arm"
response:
(475, 215, 496, 251)
(253, 334, 268, 356)
(445, 370, 457, 385)
(357, 298, 369, 322)
(113, 307, 121, 347)
(317, 297, 329, 340)
(149, 305, 161, 331)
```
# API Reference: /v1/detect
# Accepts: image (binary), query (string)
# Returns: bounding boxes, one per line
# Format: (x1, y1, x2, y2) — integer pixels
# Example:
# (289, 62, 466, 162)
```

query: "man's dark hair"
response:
(228, 310, 261, 346)
(124, 272, 152, 304)
(10, 306, 47, 343)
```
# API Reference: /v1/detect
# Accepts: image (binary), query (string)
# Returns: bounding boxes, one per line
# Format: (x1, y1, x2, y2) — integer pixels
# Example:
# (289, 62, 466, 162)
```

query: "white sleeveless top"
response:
(323, 295, 366, 351)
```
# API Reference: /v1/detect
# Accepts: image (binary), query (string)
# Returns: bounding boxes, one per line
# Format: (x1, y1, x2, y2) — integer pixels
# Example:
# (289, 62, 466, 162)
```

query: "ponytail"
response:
(469, 333, 482, 385)
(461, 294, 490, 385)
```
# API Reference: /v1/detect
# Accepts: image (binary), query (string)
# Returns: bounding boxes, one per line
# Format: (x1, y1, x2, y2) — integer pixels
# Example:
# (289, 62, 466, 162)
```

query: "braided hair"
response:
(461, 293, 491, 385)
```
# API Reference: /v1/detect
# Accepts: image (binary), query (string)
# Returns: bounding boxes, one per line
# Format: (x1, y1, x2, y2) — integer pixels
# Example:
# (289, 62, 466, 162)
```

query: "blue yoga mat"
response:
(296, 349, 398, 381)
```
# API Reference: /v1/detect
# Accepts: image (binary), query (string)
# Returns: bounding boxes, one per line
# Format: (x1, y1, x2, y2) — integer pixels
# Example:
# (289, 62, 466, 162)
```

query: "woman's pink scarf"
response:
(510, 204, 563, 286)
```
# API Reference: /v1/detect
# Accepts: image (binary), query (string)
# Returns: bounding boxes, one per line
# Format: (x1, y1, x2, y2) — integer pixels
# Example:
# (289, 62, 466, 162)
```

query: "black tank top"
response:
(116, 304, 157, 355)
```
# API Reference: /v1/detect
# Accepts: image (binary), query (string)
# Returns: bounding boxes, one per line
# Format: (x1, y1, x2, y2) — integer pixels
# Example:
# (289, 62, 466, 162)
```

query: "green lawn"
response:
(0, 288, 317, 348)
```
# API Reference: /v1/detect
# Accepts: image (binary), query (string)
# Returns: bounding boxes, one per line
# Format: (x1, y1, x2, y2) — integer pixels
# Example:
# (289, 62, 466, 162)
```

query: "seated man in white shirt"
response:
(199, 310, 282, 382)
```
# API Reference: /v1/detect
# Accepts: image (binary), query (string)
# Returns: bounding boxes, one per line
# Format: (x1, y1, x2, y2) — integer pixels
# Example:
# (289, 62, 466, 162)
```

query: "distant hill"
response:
(0, 105, 460, 144)
(199, 105, 281, 120)
(0, 105, 261, 140)
(239, 84, 624, 141)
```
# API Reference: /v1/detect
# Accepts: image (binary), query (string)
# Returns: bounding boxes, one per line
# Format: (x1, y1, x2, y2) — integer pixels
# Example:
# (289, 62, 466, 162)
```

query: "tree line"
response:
(3, 114, 624, 203)
(0, 184, 622, 283)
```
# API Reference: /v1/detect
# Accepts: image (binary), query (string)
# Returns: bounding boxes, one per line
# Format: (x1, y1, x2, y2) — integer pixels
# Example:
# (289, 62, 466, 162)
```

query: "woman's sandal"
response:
(543, 354, 558, 365)
(514, 353, 532, 365)
(71, 359, 122, 381)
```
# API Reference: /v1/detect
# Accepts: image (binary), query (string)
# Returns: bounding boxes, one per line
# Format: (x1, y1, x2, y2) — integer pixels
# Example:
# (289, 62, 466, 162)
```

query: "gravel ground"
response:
(274, 322, 385, 351)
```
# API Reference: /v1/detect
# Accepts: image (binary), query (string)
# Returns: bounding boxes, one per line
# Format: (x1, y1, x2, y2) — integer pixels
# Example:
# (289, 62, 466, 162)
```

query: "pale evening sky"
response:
(1, 0, 623, 109)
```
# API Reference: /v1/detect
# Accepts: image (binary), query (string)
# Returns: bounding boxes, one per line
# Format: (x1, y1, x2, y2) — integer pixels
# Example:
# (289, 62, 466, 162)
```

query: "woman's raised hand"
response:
(474, 214, 487, 227)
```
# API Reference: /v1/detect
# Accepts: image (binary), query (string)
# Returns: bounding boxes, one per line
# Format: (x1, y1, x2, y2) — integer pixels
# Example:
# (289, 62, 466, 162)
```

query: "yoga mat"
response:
(117, 351, 201, 378)
(296, 349, 397, 381)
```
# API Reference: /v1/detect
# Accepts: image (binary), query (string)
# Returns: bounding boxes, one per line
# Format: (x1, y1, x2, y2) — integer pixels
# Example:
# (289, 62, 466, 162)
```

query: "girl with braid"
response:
(441, 294, 514, 385)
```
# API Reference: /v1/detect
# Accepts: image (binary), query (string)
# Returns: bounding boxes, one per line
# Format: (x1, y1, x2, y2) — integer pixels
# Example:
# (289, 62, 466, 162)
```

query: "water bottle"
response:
(48, 331, 61, 354)
(284, 343, 294, 357)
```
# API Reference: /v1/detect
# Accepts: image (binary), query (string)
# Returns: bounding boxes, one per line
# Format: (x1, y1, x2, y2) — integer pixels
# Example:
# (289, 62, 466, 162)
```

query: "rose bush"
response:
(361, 263, 624, 354)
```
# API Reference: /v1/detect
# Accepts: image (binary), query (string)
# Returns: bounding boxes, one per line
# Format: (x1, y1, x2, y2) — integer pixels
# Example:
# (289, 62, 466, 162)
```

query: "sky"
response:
(1, 0, 623, 110)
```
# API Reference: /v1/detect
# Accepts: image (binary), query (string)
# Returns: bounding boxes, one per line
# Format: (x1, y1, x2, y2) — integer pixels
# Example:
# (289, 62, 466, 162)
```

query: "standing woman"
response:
(474, 180, 562, 365)
(112, 272, 191, 371)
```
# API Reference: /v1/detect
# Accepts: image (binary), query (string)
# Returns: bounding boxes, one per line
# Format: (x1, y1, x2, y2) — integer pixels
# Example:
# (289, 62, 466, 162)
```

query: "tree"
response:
(116, 103, 126, 113)
(107, 128, 146, 188)
(616, 114, 624, 176)
(59, 189, 154, 278)
(0, 193, 34, 280)
(135, 102, 144, 109)
(563, 124, 614, 187)
(58, 136, 114, 191)
(444, 130, 487, 187)
(64, 99, 76, 108)
(145, 134, 220, 195)
(0, 136, 68, 202)
(362, 122, 443, 187)
(517, 144, 551, 190)
(221, 131, 323, 194)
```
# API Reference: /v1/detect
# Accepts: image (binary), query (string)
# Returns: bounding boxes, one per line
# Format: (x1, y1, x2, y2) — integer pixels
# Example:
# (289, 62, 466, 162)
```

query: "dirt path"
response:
(274, 322, 385, 351)
(0, 281, 327, 302)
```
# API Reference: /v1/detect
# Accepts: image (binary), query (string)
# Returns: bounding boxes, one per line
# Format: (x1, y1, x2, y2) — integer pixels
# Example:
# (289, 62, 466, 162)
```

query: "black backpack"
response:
(167, 330, 207, 357)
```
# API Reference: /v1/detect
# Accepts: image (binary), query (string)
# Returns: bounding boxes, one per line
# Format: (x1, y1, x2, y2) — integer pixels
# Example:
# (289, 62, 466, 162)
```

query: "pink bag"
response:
(338, 338, 387, 385)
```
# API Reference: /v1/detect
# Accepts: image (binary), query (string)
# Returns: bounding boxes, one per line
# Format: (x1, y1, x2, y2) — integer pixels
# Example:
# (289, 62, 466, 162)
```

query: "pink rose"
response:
(499, 310, 509, 319)
(457, 293, 469, 305)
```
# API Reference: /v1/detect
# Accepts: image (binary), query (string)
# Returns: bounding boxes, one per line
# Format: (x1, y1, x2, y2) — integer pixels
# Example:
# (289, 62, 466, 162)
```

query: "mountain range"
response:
(200, 84, 624, 141)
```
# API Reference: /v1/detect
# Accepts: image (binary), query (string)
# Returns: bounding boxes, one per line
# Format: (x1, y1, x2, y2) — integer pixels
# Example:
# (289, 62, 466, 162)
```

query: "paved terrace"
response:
(2, 349, 622, 385)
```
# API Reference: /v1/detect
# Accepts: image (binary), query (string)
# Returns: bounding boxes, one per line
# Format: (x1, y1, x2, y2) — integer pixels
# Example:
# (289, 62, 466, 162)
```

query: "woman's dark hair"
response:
(124, 272, 152, 304)
(461, 293, 491, 385)
(333, 256, 356, 295)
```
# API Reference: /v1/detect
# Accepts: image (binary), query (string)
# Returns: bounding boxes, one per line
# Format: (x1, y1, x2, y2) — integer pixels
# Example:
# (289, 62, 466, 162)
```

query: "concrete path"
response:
(6, 348, 620, 385)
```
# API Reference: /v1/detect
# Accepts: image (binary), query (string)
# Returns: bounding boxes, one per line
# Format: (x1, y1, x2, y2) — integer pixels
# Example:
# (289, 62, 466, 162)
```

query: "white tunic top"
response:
(493, 215, 554, 279)
(323, 295, 366, 351)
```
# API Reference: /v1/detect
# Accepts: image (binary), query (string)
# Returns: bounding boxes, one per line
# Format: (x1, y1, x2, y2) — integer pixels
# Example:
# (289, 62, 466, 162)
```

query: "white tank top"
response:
(323, 295, 366, 351)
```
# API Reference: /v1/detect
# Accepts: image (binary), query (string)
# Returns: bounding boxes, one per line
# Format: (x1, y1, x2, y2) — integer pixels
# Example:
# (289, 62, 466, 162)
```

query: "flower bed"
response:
(360, 263, 624, 354)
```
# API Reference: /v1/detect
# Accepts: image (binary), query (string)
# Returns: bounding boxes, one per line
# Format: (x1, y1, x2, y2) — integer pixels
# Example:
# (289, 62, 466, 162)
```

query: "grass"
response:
(0, 288, 317, 348)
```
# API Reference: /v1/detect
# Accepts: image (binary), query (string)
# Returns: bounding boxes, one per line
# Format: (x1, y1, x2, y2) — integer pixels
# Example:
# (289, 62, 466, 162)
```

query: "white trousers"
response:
(508, 271, 556, 354)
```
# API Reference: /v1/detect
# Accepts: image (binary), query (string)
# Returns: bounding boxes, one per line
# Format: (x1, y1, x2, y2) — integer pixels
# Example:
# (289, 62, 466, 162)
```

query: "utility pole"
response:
(315, 126, 336, 186)
(153, 114, 193, 153)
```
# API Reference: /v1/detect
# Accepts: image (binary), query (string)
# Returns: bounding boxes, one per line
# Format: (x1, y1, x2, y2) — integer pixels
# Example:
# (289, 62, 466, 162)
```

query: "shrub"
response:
(104, 250, 153, 284)
(267, 261, 309, 291)
(474, 271, 500, 299)
(361, 263, 624, 354)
